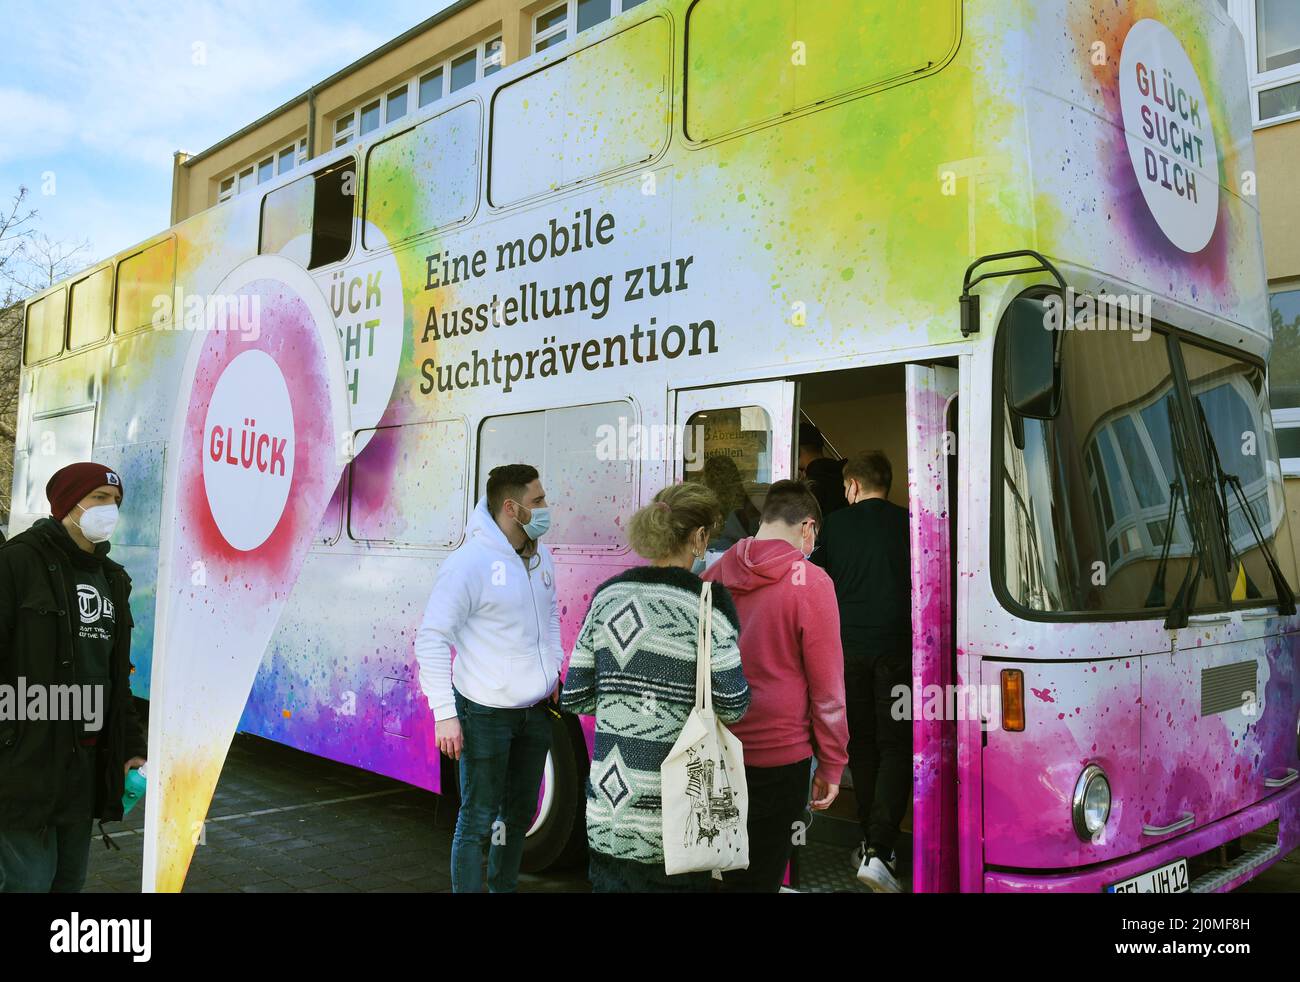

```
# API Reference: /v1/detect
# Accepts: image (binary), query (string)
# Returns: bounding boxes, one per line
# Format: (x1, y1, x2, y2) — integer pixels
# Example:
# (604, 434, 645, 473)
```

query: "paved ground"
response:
(83, 733, 1299, 893)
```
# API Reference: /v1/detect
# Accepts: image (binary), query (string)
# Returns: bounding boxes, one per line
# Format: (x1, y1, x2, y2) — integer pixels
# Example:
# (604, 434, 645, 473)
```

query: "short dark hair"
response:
(487, 463, 539, 517)
(843, 451, 892, 496)
(798, 422, 825, 454)
(761, 479, 823, 529)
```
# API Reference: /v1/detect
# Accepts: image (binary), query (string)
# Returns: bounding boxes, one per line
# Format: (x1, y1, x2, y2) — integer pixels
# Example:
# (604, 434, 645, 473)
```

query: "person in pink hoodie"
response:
(703, 479, 849, 892)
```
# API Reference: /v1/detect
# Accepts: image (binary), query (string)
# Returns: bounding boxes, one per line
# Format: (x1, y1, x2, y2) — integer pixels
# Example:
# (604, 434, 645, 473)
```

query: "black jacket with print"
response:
(0, 518, 147, 828)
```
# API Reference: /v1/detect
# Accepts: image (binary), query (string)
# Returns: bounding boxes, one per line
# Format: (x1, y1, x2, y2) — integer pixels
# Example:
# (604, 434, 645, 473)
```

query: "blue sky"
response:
(0, 0, 458, 277)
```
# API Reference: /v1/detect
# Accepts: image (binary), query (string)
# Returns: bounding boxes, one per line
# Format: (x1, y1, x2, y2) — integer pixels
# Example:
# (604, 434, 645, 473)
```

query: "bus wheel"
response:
(521, 713, 587, 872)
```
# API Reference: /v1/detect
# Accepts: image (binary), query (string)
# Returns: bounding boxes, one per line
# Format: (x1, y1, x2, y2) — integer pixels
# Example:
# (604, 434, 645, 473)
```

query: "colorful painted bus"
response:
(13, 0, 1300, 891)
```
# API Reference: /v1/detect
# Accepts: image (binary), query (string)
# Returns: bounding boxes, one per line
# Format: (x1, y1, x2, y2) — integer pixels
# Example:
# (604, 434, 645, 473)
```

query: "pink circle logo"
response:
(201, 349, 296, 551)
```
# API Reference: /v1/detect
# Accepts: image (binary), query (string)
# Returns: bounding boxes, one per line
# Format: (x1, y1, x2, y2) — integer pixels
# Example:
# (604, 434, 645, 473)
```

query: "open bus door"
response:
(905, 362, 960, 892)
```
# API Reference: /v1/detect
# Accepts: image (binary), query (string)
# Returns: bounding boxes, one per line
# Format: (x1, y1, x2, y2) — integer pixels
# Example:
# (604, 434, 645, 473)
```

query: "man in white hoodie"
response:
(415, 463, 563, 893)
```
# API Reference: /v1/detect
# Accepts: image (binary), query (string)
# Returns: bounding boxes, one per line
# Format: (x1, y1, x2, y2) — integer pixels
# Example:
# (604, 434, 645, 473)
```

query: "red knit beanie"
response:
(46, 462, 124, 521)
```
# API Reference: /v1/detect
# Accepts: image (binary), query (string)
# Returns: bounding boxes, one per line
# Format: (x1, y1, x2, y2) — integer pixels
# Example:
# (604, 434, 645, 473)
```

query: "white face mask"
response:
(76, 503, 119, 543)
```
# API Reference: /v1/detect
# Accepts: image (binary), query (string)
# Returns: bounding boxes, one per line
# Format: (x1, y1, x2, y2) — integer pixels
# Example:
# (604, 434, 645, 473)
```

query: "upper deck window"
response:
(260, 159, 356, 269)
(364, 102, 479, 248)
(115, 238, 176, 334)
(69, 266, 112, 349)
(491, 16, 669, 206)
(684, 0, 960, 141)
(23, 288, 65, 365)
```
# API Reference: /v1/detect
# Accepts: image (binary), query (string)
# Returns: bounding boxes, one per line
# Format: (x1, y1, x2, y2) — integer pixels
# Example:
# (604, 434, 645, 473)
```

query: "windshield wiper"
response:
(1160, 400, 1212, 629)
(1192, 399, 1296, 615)
(1144, 478, 1185, 609)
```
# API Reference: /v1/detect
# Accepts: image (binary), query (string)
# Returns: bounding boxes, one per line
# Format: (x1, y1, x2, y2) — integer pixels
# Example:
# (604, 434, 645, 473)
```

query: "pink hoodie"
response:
(704, 537, 849, 783)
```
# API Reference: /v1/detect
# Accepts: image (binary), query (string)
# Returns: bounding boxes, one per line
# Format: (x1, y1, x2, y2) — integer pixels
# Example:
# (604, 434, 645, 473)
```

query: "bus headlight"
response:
(1072, 764, 1111, 841)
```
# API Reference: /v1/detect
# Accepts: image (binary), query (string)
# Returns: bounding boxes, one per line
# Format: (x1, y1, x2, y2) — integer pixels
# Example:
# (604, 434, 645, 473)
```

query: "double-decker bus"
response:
(13, 0, 1299, 891)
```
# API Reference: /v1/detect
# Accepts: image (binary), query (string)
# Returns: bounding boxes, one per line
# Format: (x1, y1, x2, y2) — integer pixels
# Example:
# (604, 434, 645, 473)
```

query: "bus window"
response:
(476, 401, 636, 550)
(23, 288, 66, 365)
(490, 17, 669, 206)
(364, 102, 479, 248)
(17, 408, 94, 515)
(115, 238, 176, 334)
(260, 159, 356, 270)
(348, 419, 467, 547)
(685, 0, 961, 141)
(683, 406, 771, 552)
(69, 266, 112, 349)
(1179, 340, 1294, 604)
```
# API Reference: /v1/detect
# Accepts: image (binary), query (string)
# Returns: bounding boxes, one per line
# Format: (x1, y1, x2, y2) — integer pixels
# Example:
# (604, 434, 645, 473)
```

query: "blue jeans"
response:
(451, 689, 553, 893)
(0, 748, 96, 893)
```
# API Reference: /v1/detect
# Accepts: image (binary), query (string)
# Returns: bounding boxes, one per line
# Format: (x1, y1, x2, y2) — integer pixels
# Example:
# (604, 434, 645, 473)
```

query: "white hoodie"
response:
(415, 496, 563, 720)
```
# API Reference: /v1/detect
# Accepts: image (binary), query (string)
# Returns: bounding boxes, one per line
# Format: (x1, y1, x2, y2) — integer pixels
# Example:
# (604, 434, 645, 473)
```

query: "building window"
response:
(449, 50, 477, 92)
(1257, 0, 1300, 73)
(335, 112, 356, 148)
(386, 85, 408, 123)
(1269, 287, 1300, 474)
(484, 37, 504, 75)
(534, 3, 568, 51)
(238, 166, 256, 194)
(216, 137, 307, 206)
(218, 176, 234, 202)
(257, 156, 274, 184)
(358, 100, 381, 137)
(1259, 79, 1300, 120)
(277, 146, 295, 174)
(1228, 0, 1300, 124)
(534, 0, 649, 53)
(418, 69, 443, 107)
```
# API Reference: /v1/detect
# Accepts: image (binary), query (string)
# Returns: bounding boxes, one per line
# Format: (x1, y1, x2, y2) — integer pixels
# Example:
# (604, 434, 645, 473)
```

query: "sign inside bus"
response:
(1119, 19, 1220, 254)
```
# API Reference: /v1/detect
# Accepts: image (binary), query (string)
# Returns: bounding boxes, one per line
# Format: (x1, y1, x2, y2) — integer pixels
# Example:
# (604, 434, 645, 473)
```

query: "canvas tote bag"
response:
(661, 580, 749, 875)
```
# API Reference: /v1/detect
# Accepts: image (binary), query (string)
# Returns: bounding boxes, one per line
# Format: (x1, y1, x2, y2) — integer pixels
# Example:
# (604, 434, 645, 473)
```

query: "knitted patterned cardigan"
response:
(560, 565, 750, 865)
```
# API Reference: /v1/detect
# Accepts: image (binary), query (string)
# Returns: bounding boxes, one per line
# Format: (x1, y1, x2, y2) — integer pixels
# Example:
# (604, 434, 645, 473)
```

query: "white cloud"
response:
(0, 87, 78, 164)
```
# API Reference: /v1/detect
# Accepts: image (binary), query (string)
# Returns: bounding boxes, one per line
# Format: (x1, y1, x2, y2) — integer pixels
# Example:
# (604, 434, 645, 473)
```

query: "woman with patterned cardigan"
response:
(560, 482, 751, 893)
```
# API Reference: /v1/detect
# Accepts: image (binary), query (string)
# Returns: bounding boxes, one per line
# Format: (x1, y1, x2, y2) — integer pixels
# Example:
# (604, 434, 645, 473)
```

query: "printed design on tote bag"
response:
(682, 745, 741, 848)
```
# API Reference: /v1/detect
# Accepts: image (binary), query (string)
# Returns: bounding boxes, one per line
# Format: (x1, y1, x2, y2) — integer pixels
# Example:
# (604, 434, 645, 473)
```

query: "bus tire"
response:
(521, 712, 588, 873)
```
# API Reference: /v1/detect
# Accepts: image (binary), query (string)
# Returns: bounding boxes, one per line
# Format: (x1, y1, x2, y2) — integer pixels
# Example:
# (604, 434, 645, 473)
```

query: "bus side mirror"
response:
(1005, 296, 1060, 420)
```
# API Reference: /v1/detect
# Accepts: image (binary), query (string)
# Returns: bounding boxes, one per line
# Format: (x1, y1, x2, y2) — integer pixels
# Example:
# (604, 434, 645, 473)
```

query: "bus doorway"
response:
(795, 362, 960, 892)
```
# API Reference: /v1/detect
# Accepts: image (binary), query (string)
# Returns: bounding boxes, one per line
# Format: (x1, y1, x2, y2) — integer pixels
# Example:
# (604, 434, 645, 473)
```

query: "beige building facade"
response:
(170, 0, 651, 224)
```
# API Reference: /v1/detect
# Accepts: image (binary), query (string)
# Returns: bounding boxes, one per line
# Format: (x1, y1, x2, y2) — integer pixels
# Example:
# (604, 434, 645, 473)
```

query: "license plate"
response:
(1107, 858, 1189, 894)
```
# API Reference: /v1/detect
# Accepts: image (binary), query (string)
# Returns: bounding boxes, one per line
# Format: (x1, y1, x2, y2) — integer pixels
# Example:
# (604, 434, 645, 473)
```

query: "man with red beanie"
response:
(0, 461, 147, 892)
(704, 479, 848, 892)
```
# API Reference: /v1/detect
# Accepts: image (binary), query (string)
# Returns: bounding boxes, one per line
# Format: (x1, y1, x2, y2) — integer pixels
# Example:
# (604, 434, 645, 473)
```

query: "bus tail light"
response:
(1001, 669, 1025, 732)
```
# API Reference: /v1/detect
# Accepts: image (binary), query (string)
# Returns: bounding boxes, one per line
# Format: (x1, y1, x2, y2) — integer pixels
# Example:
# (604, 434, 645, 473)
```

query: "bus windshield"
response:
(997, 323, 1292, 618)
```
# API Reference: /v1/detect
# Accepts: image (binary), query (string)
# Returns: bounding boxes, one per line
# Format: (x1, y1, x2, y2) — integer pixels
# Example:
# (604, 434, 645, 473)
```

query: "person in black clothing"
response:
(0, 462, 147, 892)
(805, 456, 848, 519)
(810, 449, 911, 892)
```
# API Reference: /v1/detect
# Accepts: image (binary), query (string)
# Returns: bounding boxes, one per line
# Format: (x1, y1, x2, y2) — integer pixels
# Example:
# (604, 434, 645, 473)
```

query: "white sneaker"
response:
(849, 841, 867, 874)
(856, 846, 902, 893)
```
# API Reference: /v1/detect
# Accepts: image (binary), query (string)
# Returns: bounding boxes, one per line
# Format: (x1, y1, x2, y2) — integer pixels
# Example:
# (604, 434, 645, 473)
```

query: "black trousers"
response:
(720, 757, 811, 893)
(844, 648, 912, 854)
